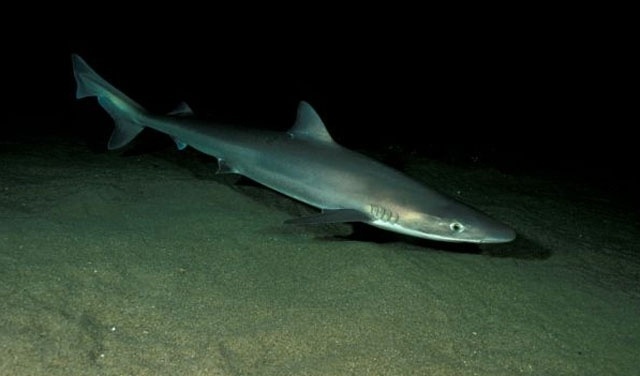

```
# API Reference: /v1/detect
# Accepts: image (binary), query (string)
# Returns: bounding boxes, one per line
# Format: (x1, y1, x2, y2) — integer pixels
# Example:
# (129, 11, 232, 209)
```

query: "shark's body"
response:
(72, 54, 515, 243)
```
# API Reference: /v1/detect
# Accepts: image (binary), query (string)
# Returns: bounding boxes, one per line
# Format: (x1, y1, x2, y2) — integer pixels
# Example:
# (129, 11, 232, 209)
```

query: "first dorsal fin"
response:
(168, 102, 194, 116)
(287, 101, 334, 143)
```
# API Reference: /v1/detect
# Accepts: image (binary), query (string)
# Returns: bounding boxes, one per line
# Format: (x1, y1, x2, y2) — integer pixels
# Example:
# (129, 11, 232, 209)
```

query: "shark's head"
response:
(368, 198, 516, 244)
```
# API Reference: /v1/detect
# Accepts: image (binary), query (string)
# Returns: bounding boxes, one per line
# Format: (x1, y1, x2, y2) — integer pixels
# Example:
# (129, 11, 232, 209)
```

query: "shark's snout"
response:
(480, 224, 516, 244)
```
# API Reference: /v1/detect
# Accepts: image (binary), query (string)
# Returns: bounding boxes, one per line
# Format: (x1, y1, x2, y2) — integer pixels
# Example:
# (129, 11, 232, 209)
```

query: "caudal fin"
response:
(72, 54, 147, 149)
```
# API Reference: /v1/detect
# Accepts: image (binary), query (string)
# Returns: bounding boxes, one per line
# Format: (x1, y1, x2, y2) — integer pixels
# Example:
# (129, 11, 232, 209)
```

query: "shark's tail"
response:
(72, 54, 148, 149)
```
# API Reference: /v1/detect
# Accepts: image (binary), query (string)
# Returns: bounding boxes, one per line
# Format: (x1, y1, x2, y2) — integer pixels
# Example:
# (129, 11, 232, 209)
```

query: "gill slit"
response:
(369, 204, 399, 224)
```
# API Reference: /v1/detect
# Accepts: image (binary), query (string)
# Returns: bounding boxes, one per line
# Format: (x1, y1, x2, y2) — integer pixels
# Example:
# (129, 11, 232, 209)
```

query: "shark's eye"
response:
(450, 222, 465, 233)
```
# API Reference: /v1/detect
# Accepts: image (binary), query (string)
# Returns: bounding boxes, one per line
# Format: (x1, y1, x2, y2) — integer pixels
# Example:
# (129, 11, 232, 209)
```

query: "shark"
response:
(72, 54, 515, 244)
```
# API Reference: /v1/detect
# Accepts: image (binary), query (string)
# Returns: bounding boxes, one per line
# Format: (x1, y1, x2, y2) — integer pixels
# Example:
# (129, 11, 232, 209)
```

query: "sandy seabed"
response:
(1, 136, 638, 375)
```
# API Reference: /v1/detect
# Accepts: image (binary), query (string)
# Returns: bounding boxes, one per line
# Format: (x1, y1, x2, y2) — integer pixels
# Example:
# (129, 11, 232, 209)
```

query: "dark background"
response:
(3, 22, 631, 192)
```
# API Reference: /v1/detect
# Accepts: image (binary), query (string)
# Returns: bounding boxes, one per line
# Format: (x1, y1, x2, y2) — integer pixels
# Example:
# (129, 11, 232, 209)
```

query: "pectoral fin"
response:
(285, 209, 371, 225)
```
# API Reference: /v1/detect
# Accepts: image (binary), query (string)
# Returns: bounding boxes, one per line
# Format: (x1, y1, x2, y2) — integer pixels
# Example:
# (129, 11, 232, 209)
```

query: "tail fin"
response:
(72, 54, 147, 149)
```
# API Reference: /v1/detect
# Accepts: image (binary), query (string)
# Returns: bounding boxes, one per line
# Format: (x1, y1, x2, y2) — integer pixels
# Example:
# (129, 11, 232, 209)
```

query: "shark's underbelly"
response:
(220, 143, 372, 211)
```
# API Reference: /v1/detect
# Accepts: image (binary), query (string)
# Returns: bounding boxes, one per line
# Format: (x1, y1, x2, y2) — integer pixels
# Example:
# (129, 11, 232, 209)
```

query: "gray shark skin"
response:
(72, 54, 515, 244)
